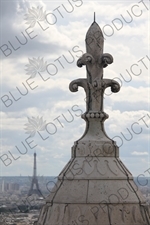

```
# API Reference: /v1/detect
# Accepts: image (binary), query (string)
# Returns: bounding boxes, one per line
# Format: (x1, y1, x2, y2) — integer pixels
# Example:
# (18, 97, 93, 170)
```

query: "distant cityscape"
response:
(0, 176, 56, 225)
(0, 176, 149, 225)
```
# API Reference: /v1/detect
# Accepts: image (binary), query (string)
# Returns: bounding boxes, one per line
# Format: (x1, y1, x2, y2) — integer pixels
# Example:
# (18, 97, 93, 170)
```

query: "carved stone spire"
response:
(70, 21, 119, 112)
(69, 21, 120, 158)
(35, 20, 150, 225)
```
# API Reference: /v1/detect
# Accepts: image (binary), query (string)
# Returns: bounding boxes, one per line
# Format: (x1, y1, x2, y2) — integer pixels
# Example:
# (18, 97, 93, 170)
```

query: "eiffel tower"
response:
(28, 152, 43, 197)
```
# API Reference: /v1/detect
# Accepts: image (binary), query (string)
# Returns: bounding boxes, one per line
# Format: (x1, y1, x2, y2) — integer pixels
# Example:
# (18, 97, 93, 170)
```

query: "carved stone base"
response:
(36, 203, 149, 225)
(35, 155, 150, 225)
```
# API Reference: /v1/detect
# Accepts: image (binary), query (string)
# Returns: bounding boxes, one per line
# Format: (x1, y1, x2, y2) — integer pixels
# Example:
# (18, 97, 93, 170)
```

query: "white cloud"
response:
(109, 86, 149, 103)
(131, 151, 149, 156)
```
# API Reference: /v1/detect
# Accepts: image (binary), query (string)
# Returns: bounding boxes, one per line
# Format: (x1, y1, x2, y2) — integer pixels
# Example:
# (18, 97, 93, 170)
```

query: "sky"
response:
(0, 0, 150, 177)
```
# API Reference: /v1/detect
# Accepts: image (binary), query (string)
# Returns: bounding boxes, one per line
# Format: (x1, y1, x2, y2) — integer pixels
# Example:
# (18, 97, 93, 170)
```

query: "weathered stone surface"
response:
(73, 140, 119, 157)
(37, 203, 149, 225)
(87, 180, 144, 203)
(35, 19, 150, 225)
(58, 157, 131, 179)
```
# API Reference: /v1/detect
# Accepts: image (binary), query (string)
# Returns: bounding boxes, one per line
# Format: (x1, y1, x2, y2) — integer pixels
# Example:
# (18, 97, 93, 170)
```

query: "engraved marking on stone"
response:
(103, 142, 114, 155)
(65, 160, 84, 179)
(126, 182, 139, 193)
(93, 148, 103, 157)
(77, 143, 86, 156)
(108, 194, 120, 204)
(63, 204, 70, 223)
(117, 188, 129, 200)
(132, 205, 137, 222)
(91, 206, 99, 219)
(55, 205, 60, 222)
(121, 206, 130, 222)
(140, 206, 146, 222)
(72, 160, 84, 176)
(88, 143, 99, 155)
(71, 206, 82, 222)
(83, 158, 97, 176)
(64, 168, 75, 180)
(107, 204, 113, 224)
(113, 160, 126, 175)
(96, 160, 108, 176)
(91, 88, 102, 102)
(77, 143, 89, 156)
(78, 215, 89, 225)
(99, 201, 108, 213)
(105, 160, 118, 175)
(47, 206, 52, 221)
(79, 148, 85, 156)
(40, 206, 48, 223)
(118, 159, 132, 176)
(88, 143, 95, 155)
(84, 155, 93, 167)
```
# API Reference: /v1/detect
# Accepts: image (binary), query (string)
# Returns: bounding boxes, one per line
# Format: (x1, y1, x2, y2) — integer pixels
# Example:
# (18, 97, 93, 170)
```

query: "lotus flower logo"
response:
(24, 116, 47, 137)
(25, 57, 47, 78)
(24, 6, 47, 28)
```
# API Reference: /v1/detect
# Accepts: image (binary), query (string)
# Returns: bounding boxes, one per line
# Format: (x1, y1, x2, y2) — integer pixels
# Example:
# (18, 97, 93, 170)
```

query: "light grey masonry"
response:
(35, 19, 150, 225)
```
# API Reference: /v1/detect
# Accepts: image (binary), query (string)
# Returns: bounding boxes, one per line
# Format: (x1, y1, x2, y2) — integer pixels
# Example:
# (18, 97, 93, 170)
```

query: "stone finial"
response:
(69, 21, 120, 158)
(69, 21, 120, 119)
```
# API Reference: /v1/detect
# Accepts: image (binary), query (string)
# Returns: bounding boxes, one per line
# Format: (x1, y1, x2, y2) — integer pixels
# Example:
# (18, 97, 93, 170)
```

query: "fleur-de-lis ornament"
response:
(69, 14, 120, 145)
(70, 16, 120, 111)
